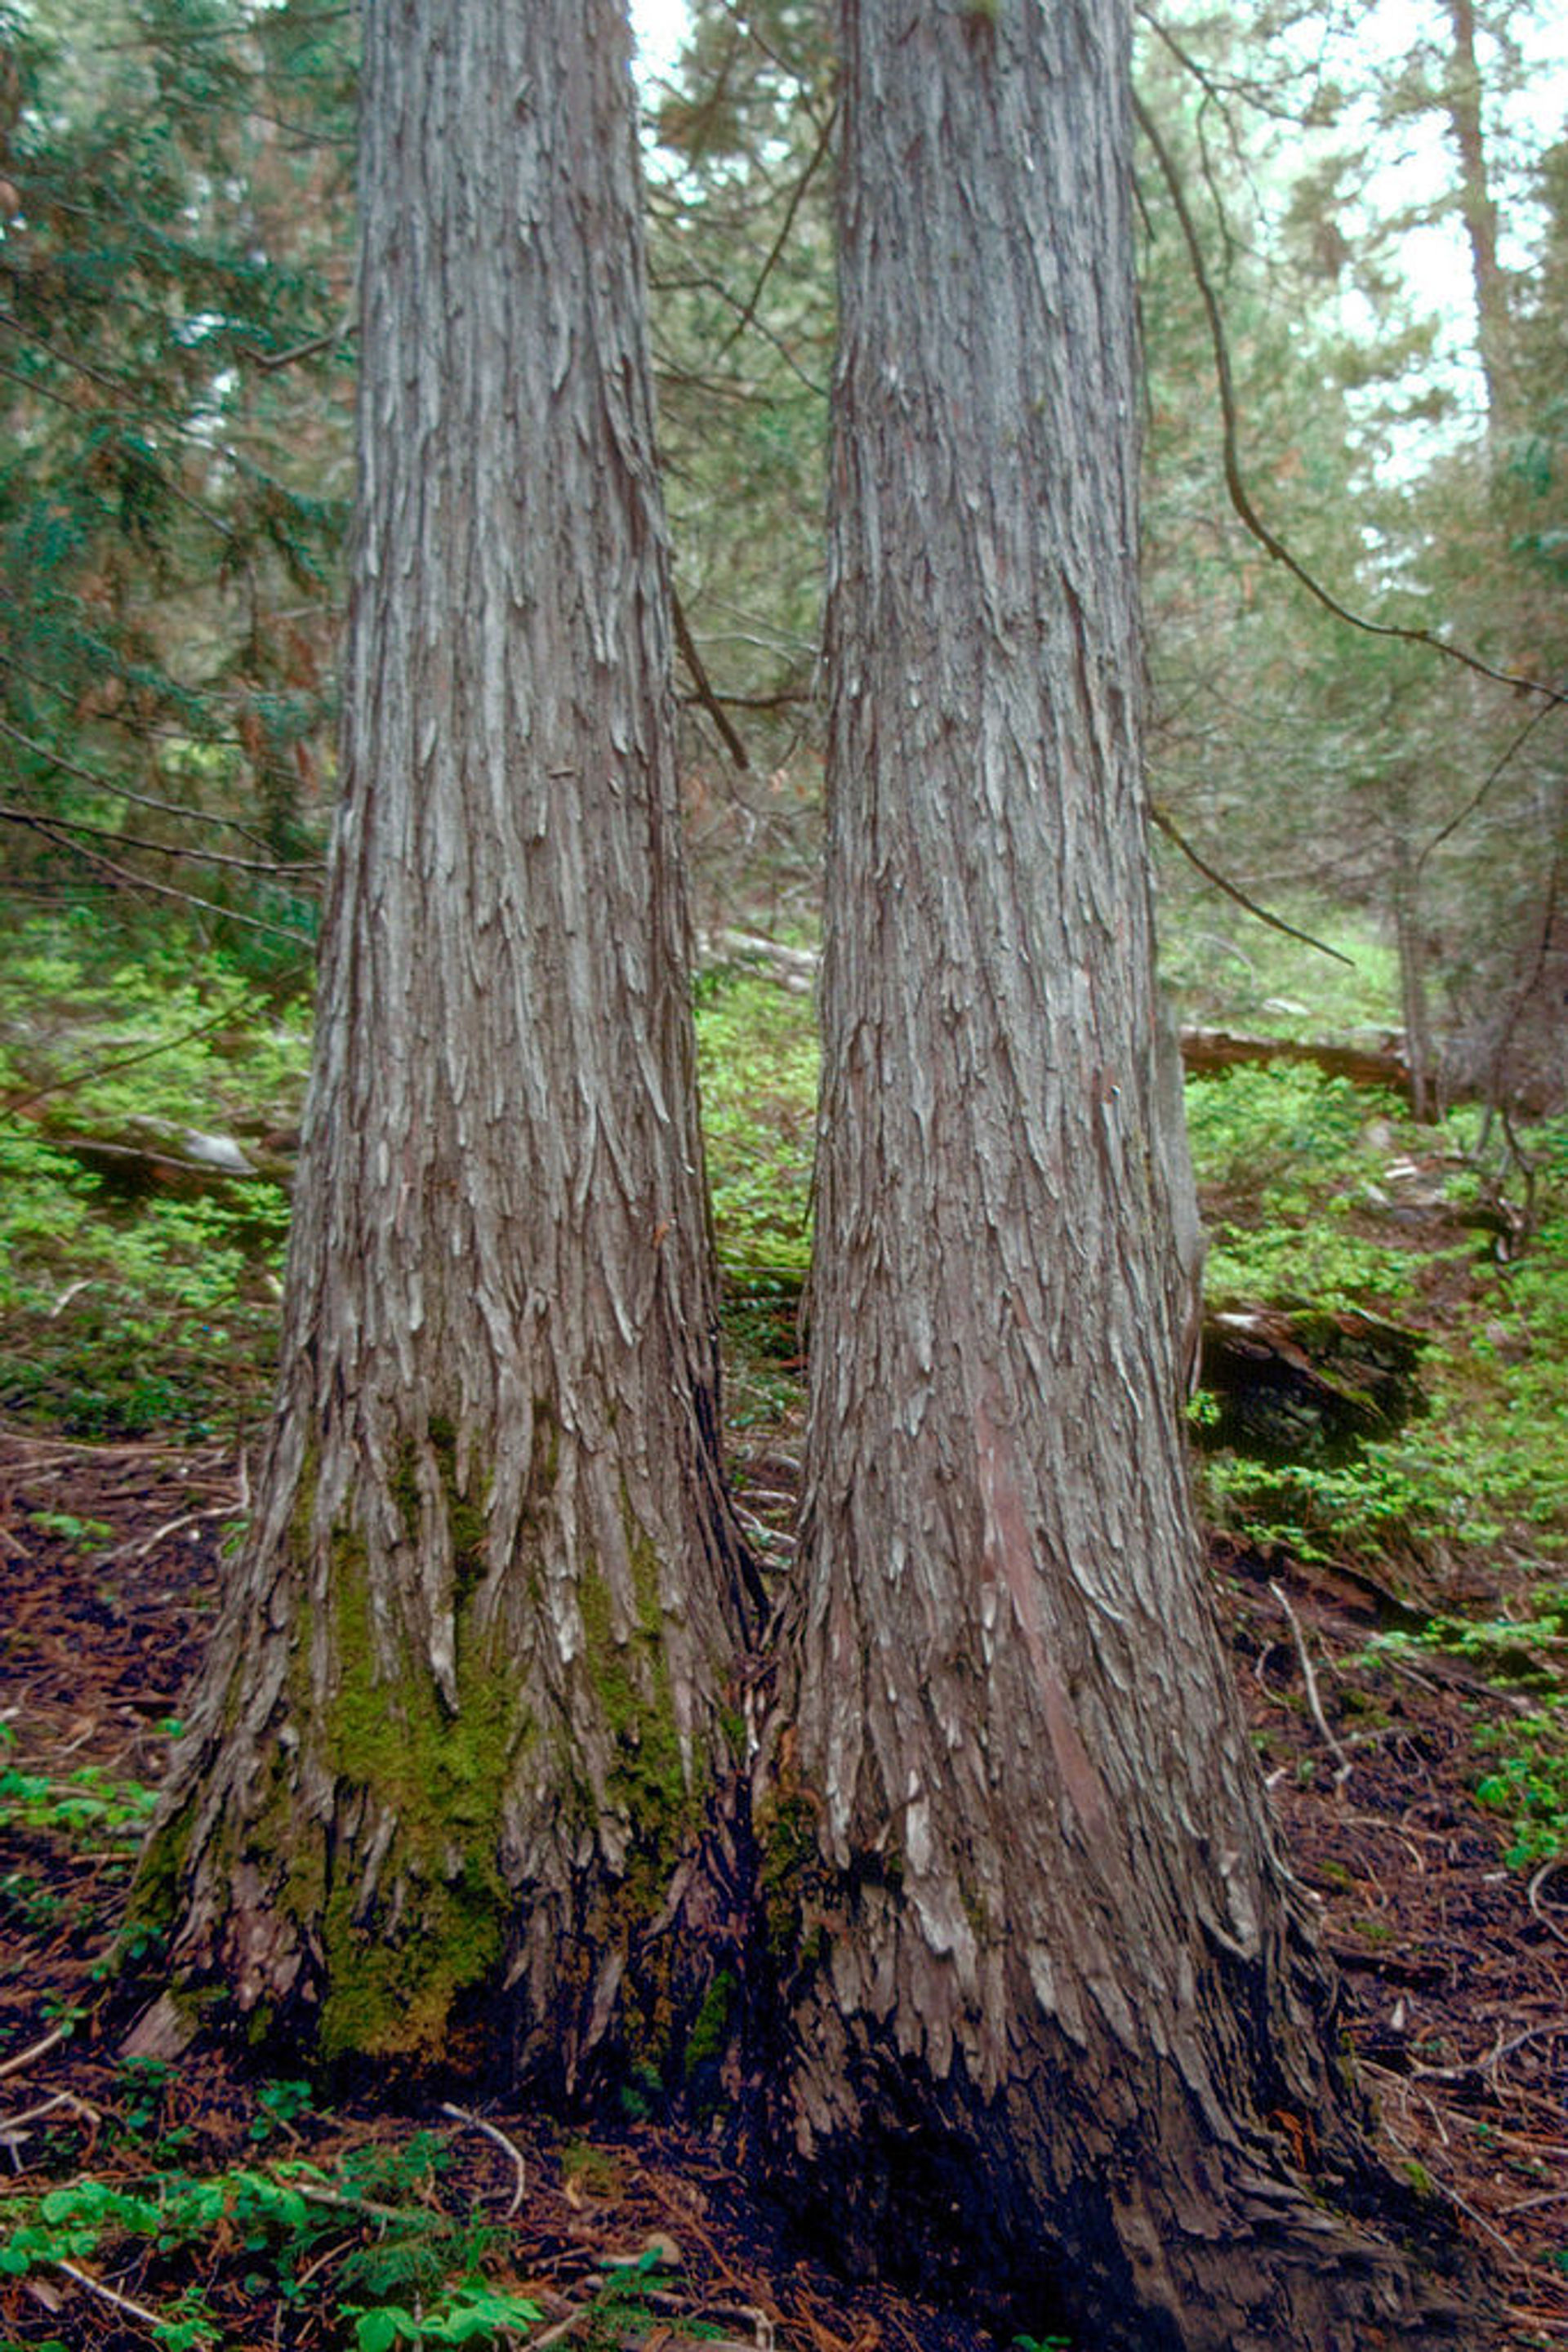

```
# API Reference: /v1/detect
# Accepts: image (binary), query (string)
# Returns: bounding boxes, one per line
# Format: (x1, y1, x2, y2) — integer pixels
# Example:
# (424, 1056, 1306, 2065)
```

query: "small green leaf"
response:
(354, 2309, 414, 2352)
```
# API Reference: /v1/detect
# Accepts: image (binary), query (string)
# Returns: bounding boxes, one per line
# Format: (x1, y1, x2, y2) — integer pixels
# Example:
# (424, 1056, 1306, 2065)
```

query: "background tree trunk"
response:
(761, 5, 1472, 2345)
(1393, 822, 1439, 1122)
(1441, 0, 1513, 435)
(133, 0, 755, 2087)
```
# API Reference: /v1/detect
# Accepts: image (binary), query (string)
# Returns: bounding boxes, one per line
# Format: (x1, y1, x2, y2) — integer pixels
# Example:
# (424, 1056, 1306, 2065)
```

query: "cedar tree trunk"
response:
(131, 0, 755, 2087)
(760, 6, 1475, 2347)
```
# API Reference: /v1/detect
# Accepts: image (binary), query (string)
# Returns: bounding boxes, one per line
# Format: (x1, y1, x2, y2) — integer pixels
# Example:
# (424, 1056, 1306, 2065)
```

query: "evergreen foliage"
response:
(0, 0, 355, 954)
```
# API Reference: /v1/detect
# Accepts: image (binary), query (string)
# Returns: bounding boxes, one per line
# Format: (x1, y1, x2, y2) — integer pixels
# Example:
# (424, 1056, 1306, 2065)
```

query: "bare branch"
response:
(2, 809, 315, 941)
(2, 1000, 298, 1120)
(672, 592, 751, 769)
(1418, 697, 1561, 870)
(240, 307, 356, 371)
(0, 714, 296, 852)
(1150, 804, 1356, 963)
(713, 100, 838, 363)
(0, 802, 320, 879)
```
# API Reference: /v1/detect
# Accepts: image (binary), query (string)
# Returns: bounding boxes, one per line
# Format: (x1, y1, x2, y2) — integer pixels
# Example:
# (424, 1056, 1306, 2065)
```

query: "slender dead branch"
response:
(0, 803, 321, 879)
(2, 998, 275, 1120)
(0, 2025, 73, 2082)
(0, 2090, 102, 2153)
(439, 2101, 528, 2217)
(653, 288, 829, 399)
(102, 1461, 252, 1569)
(1528, 1860, 1568, 1953)
(3, 809, 314, 941)
(1419, 698, 1561, 870)
(0, 716, 275, 849)
(1150, 804, 1355, 963)
(1270, 1579, 1353, 1787)
(51, 2263, 174, 2332)
(1410, 2017, 1568, 2083)
(673, 593, 751, 769)
(241, 307, 355, 370)
(702, 683, 813, 712)
(713, 100, 838, 363)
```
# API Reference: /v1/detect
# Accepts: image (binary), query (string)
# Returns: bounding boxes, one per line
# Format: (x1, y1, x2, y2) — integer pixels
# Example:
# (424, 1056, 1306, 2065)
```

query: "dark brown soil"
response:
(2, 1428, 1566, 2350)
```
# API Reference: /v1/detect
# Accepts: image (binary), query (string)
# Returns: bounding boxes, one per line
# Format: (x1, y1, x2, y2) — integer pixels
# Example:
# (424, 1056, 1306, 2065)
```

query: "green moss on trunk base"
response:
(307, 1503, 528, 2062)
(555, 1506, 748, 2094)
(138, 1439, 738, 2082)
(755, 1777, 831, 1973)
(684, 1966, 737, 2081)
(122, 1790, 200, 1943)
(318, 1858, 508, 2063)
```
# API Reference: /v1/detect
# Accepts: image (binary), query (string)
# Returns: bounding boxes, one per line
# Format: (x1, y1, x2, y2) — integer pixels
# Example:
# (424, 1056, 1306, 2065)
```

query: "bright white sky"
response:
(1323, 5, 1568, 301)
(629, 0, 1568, 264)
(630, 0, 688, 85)
(1284, 1, 1568, 454)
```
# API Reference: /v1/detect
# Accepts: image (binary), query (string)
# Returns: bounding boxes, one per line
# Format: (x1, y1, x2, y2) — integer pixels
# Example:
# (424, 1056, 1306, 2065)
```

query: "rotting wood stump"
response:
(1196, 1302, 1428, 1462)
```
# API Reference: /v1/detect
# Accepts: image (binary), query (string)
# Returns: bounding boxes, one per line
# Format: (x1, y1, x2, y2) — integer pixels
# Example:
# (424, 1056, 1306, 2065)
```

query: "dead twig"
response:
(1374, 2115, 1530, 2273)
(1501, 2185, 1568, 2216)
(0, 2089, 102, 2167)
(1269, 1579, 1352, 1787)
(1411, 2016, 1568, 2083)
(52, 2259, 176, 2332)
(101, 1459, 250, 1566)
(439, 2100, 528, 2218)
(0, 2024, 74, 2082)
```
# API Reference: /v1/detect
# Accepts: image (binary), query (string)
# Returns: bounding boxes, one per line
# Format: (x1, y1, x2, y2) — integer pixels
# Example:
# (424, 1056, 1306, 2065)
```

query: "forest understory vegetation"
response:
(2, 909, 1567, 2350)
(2, 0, 1566, 2336)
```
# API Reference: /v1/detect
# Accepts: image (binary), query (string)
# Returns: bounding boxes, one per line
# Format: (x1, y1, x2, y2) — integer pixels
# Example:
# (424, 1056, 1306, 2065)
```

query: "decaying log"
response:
(1179, 1027, 1419, 1103)
(693, 927, 819, 994)
(34, 1114, 297, 1196)
(1197, 1301, 1428, 1462)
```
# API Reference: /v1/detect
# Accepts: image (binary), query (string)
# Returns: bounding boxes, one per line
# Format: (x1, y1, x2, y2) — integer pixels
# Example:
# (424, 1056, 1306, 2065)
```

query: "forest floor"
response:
(2, 1422, 1566, 2351)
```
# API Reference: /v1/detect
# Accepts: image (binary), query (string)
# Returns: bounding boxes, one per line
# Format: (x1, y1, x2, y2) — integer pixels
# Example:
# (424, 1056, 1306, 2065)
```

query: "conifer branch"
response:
(1132, 89, 1566, 711)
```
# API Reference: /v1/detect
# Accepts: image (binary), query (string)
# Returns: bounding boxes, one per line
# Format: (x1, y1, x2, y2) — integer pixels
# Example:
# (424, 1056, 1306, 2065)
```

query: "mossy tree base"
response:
(134, 1384, 755, 2091)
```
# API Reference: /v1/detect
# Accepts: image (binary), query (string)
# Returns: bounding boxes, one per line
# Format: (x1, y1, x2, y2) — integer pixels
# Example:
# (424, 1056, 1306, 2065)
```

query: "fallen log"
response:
(693, 927, 819, 993)
(1196, 1301, 1428, 1463)
(1179, 1027, 1417, 1103)
(33, 1113, 297, 1196)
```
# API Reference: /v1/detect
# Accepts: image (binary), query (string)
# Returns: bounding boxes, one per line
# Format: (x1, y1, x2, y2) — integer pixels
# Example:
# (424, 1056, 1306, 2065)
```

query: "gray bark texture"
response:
(760, 5, 1476, 2345)
(131, 0, 755, 2087)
